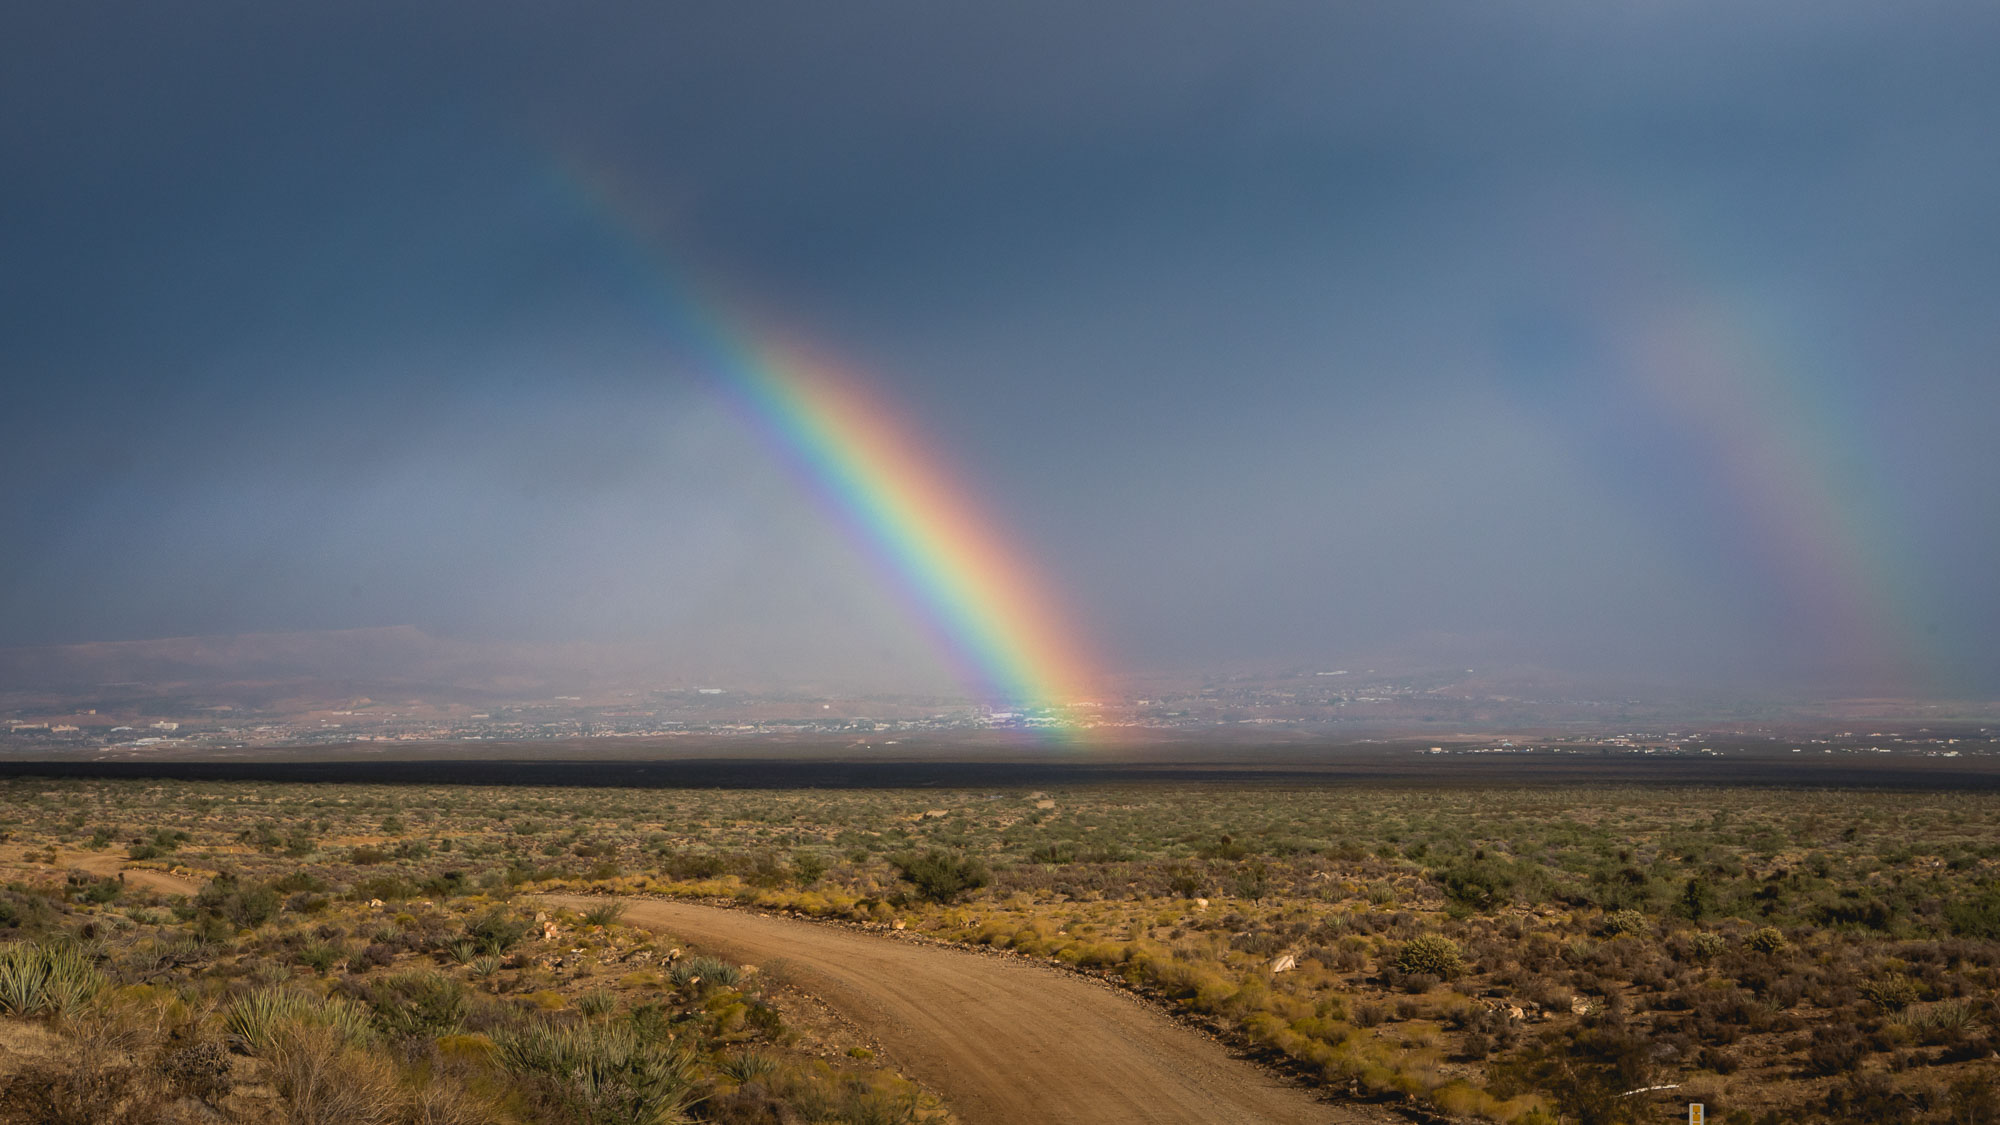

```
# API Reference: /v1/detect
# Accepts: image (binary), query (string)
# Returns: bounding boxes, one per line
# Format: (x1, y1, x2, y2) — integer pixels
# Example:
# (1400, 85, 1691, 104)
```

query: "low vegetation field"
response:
(1, 773, 1997, 1124)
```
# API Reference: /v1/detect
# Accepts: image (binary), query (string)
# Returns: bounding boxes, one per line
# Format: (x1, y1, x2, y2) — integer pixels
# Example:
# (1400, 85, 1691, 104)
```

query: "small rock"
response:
(1193, 898, 1208, 909)
(1270, 954, 1298, 973)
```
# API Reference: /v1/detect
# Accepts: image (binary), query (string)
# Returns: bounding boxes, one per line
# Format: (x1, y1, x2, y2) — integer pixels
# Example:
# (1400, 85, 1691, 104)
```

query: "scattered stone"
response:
(1270, 954, 1297, 973)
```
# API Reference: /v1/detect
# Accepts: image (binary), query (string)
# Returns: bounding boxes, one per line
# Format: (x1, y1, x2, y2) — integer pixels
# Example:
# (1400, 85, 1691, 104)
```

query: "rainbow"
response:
(548, 164, 1101, 729)
(1499, 189, 1945, 694)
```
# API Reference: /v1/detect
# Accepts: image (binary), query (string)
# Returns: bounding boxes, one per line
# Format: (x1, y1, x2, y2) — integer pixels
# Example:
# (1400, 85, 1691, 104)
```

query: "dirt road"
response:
(63, 852, 201, 897)
(542, 896, 1381, 1125)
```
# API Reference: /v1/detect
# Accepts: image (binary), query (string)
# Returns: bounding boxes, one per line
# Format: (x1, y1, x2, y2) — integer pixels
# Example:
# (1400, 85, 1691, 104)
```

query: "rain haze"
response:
(6, 2, 1999, 706)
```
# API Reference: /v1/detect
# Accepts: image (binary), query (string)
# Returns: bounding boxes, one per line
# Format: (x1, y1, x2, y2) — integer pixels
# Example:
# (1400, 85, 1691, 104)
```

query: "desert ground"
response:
(1, 752, 1997, 1123)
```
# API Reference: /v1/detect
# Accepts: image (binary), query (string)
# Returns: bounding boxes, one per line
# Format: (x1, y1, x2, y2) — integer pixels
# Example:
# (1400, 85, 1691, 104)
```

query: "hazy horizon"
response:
(7, 4, 1999, 703)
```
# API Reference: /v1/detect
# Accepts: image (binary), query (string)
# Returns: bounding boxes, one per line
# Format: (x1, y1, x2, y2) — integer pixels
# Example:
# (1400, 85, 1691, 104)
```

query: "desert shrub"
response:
(1437, 857, 1519, 912)
(791, 850, 829, 887)
(1600, 909, 1646, 936)
(271, 1025, 401, 1125)
(581, 902, 626, 927)
(298, 940, 344, 974)
(1162, 863, 1206, 899)
(0, 1030, 169, 1125)
(350, 874, 419, 902)
(496, 1018, 698, 1125)
(0, 940, 105, 1017)
(348, 942, 396, 973)
(158, 1039, 232, 1104)
(1862, 973, 1921, 1012)
(193, 872, 280, 931)
(1944, 886, 2000, 940)
(892, 849, 990, 904)
(1744, 926, 1788, 953)
(271, 872, 328, 894)
(464, 907, 533, 955)
(1896, 999, 1986, 1046)
(368, 970, 468, 1039)
(1685, 931, 1727, 963)
(67, 874, 120, 905)
(1029, 840, 1079, 865)
(1804, 1022, 1867, 1075)
(1395, 933, 1464, 978)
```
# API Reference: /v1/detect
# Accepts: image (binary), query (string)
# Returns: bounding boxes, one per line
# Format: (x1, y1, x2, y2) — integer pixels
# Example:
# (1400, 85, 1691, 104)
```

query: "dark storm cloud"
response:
(4, 2, 1998, 694)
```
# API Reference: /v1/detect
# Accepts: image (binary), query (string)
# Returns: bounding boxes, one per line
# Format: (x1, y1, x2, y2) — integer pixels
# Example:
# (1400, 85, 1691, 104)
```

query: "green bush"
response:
(1744, 926, 1788, 954)
(367, 971, 467, 1039)
(791, 851, 829, 887)
(893, 849, 990, 904)
(193, 873, 279, 931)
(464, 907, 532, 955)
(1944, 886, 2000, 939)
(1600, 909, 1646, 936)
(1394, 933, 1464, 978)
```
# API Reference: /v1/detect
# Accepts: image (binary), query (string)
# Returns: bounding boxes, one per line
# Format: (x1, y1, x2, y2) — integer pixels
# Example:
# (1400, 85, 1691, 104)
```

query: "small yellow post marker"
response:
(1689, 1104, 1704, 1125)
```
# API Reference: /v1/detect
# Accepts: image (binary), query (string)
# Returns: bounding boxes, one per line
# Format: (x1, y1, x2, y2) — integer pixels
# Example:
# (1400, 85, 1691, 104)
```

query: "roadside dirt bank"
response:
(541, 895, 1389, 1125)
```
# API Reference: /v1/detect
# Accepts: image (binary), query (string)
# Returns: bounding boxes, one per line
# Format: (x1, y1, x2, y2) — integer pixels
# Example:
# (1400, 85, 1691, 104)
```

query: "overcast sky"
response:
(4, 2, 1997, 698)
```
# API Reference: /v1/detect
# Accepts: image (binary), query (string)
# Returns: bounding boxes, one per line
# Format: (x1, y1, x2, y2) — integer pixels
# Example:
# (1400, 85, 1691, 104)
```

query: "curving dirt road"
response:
(542, 895, 1384, 1125)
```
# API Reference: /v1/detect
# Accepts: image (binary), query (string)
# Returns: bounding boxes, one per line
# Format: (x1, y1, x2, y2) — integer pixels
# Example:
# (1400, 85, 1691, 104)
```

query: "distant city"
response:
(3, 664, 1995, 758)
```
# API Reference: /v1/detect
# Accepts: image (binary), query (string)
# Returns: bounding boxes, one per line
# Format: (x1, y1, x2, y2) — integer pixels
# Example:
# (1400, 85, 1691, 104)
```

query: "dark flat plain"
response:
(2, 740, 1997, 789)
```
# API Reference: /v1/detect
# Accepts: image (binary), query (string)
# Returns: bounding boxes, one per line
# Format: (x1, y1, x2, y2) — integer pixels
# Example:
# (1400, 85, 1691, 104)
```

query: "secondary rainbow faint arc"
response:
(552, 163, 1101, 723)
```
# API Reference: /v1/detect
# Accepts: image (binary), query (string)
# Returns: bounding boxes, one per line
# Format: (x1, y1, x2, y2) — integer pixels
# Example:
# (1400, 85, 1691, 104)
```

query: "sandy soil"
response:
(542, 895, 1385, 1125)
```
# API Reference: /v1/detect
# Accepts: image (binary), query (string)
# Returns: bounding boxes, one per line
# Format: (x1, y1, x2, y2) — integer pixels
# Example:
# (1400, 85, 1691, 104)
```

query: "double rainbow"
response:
(554, 167, 1100, 726)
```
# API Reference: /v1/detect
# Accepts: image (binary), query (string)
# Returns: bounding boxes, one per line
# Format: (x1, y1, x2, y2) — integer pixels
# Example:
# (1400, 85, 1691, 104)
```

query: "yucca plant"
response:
(722, 1048, 783, 1086)
(224, 987, 375, 1053)
(581, 902, 626, 927)
(497, 1018, 698, 1125)
(576, 987, 618, 1019)
(0, 941, 106, 1018)
(669, 955, 738, 990)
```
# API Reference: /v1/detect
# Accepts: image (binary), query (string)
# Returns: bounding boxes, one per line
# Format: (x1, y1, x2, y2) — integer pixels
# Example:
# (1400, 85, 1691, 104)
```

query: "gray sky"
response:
(5, 2, 1998, 698)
